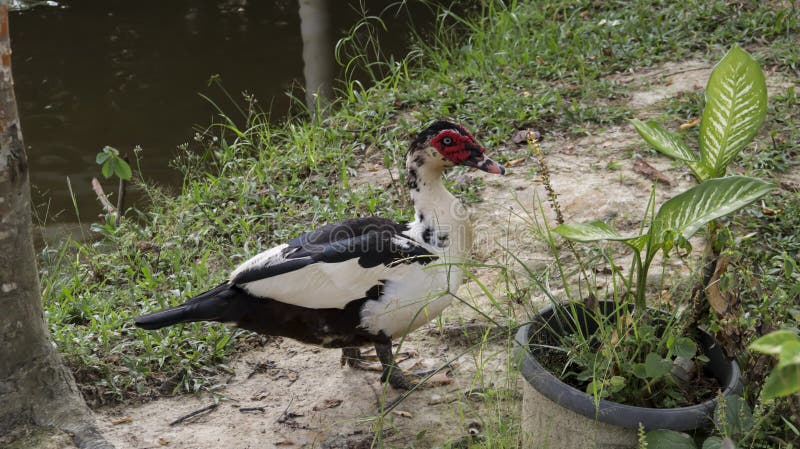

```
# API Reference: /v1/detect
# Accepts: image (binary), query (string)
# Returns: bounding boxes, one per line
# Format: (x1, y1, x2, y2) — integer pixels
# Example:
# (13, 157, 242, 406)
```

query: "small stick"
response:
(239, 406, 265, 413)
(276, 396, 295, 423)
(116, 154, 129, 212)
(169, 403, 218, 426)
(91, 177, 118, 218)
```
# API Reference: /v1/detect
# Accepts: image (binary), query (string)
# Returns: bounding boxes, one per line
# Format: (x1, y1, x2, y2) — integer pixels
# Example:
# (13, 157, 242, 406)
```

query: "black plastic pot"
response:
(514, 302, 743, 432)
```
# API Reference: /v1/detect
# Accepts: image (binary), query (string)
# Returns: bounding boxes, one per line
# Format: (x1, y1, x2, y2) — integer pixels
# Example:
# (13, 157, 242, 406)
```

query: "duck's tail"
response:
(134, 283, 240, 330)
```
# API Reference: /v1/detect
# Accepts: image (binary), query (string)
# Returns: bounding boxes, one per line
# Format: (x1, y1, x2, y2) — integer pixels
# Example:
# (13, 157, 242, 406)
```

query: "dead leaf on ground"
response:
(511, 129, 541, 145)
(250, 390, 269, 401)
(707, 256, 735, 315)
(401, 358, 429, 372)
(761, 200, 783, 216)
(111, 416, 133, 425)
(313, 399, 343, 411)
(158, 437, 170, 446)
(505, 157, 527, 167)
(633, 158, 673, 186)
(391, 410, 413, 418)
(426, 372, 454, 387)
(679, 118, 700, 129)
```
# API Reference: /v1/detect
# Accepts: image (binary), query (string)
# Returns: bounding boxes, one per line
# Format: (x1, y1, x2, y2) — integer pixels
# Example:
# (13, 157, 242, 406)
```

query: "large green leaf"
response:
(554, 221, 626, 241)
(630, 119, 698, 162)
(630, 118, 712, 180)
(553, 221, 646, 250)
(714, 395, 753, 438)
(703, 437, 737, 449)
(647, 176, 773, 260)
(749, 329, 799, 355)
(114, 158, 133, 180)
(101, 160, 115, 178)
(761, 364, 800, 399)
(645, 430, 698, 449)
(645, 352, 672, 378)
(699, 46, 767, 179)
(778, 339, 800, 368)
(672, 337, 698, 359)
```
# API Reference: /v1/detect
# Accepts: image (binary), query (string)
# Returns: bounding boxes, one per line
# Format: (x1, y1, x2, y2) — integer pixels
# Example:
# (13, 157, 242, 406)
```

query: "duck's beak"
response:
(462, 143, 506, 175)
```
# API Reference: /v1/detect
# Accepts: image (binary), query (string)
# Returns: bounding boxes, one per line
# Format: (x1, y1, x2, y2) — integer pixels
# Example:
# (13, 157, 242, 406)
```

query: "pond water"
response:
(9, 0, 442, 223)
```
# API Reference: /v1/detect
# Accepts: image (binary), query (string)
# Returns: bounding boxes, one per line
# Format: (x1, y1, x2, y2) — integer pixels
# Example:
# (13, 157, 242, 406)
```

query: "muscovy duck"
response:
(134, 120, 505, 389)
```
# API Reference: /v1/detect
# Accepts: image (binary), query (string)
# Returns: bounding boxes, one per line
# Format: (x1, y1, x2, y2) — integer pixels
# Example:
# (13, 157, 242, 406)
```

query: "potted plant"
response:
(629, 44, 768, 317)
(643, 330, 800, 448)
(514, 46, 773, 449)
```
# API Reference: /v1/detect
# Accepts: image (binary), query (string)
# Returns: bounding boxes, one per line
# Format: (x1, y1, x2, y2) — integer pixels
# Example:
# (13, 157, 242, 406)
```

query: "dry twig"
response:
(169, 403, 218, 426)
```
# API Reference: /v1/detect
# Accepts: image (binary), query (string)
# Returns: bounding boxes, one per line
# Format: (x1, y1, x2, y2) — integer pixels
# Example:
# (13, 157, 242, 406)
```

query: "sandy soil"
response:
(91, 59, 795, 449)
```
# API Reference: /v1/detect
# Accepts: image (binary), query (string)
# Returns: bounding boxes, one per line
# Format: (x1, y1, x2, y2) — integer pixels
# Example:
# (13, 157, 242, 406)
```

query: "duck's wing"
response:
(229, 217, 437, 309)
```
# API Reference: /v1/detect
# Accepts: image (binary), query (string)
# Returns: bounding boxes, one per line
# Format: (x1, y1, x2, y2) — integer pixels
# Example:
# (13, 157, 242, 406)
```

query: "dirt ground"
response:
(89, 60, 795, 449)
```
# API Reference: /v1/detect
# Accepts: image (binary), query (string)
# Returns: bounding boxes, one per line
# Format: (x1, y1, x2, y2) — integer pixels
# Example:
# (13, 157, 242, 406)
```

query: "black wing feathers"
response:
(231, 217, 436, 285)
(231, 257, 316, 284)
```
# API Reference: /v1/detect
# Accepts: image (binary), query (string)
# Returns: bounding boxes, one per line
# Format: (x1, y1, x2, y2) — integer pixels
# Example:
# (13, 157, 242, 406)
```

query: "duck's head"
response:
(409, 120, 505, 175)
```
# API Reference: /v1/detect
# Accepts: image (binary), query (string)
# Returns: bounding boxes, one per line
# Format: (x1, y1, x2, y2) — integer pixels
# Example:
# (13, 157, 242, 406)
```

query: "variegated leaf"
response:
(699, 46, 767, 178)
(554, 221, 645, 250)
(646, 176, 773, 261)
(630, 119, 698, 162)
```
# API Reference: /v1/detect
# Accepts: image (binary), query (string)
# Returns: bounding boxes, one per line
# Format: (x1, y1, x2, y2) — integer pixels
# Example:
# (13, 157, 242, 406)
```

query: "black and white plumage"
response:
(134, 120, 506, 389)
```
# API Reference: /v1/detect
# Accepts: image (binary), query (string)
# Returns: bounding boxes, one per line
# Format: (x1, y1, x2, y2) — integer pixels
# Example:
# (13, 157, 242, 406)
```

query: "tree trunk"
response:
(0, 5, 112, 448)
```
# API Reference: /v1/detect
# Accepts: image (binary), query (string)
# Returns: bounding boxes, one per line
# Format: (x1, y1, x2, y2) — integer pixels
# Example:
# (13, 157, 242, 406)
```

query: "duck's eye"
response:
(442, 137, 453, 145)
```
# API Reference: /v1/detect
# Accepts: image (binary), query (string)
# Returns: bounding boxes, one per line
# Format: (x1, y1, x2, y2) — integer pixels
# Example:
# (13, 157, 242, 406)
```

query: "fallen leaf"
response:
(511, 129, 541, 145)
(111, 416, 133, 425)
(761, 200, 783, 216)
(505, 157, 527, 167)
(679, 118, 700, 129)
(250, 390, 269, 401)
(158, 437, 170, 446)
(392, 410, 413, 418)
(633, 158, 673, 186)
(426, 372, 454, 387)
(402, 358, 427, 372)
(707, 256, 734, 315)
(313, 399, 343, 411)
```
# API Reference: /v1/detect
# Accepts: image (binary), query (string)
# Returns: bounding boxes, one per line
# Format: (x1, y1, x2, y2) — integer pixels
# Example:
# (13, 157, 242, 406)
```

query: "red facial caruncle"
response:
(431, 129, 484, 164)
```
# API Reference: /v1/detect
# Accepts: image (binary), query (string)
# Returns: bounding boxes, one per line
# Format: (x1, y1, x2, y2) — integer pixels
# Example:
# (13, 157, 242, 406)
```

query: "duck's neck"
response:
(405, 154, 472, 254)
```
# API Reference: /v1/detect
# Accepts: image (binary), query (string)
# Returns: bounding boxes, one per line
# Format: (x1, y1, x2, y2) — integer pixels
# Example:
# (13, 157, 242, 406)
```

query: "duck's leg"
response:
(375, 341, 413, 390)
(340, 347, 365, 367)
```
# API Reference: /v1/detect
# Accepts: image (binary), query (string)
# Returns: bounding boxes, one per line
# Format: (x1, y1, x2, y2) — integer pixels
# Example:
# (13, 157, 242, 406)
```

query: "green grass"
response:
(703, 189, 800, 447)
(37, 6, 800, 447)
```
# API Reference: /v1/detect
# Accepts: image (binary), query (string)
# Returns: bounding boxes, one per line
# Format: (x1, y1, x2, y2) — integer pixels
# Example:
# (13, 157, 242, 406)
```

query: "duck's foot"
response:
(382, 368, 415, 390)
(340, 347, 363, 367)
(375, 342, 420, 390)
(340, 347, 383, 371)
